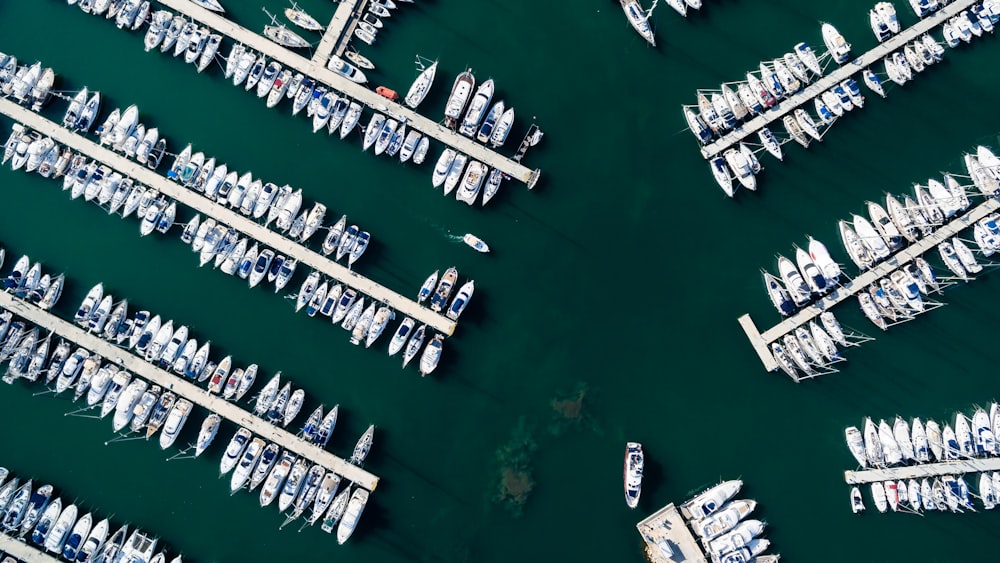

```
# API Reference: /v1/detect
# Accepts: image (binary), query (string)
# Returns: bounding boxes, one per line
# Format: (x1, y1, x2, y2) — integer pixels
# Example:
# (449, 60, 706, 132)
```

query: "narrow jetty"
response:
(0, 533, 61, 563)
(699, 0, 979, 159)
(0, 96, 456, 336)
(739, 196, 1000, 377)
(845, 457, 1000, 485)
(158, 0, 541, 188)
(310, 0, 363, 64)
(0, 291, 380, 491)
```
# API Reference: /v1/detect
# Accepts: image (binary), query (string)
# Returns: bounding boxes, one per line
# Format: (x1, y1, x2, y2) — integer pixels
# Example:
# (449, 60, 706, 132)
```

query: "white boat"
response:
(432, 149, 456, 188)
(191, 0, 224, 12)
(845, 426, 867, 467)
(447, 281, 475, 321)
(456, 161, 488, 204)
(326, 55, 367, 84)
(220, 427, 253, 475)
(285, 5, 322, 31)
(459, 79, 495, 137)
(620, 0, 657, 44)
(336, 488, 369, 544)
(623, 442, 643, 509)
(158, 399, 192, 450)
(693, 500, 756, 540)
(388, 317, 415, 356)
(405, 61, 437, 108)
(808, 237, 841, 284)
(871, 482, 888, 513)
(795, 246, 826, 294)
(264, 24, 310, 49)
(709, 156, 734, 198)
(777, 255, 810, 306)
(231, 438, 265, 493)
(853, 214, 890, 260)
(683, 480, 742, 520)
(419, 335, 444, 376)
(822, 23, 852, 64)
(195, 413, 220, 457)
(757, 127, 782, 161)
(444, 70, 475, 128)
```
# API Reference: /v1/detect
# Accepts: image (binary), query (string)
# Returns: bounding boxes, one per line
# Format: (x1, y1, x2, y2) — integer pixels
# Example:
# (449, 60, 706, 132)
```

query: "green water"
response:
(2, 1, 1000, 561)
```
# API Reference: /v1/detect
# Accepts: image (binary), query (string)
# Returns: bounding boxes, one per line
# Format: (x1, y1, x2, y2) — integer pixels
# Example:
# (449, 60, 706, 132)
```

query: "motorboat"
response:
(795, 246, 826, 294)
(867, 201, 904, 251)
(444, 70, 475, 128)
(879, 419, 903, 465)
(777, 255, 810, 306)
(336, 488, 369, 545)
(456, 161, 488, 204)
(794, 108, 822, 141)
(419, 335, 444, 376)
(402, 325, 426, 368)
(952, 237, 982, 274)
(723, 148, 755, 191)
(822, 23, 852, 64)
(783, 115, 809, 148)
(459, 79, 495, 137)
(683, 480, 742, 520)
(853, 214, 890, 260)
(808, 237, 841, 284)
(870, 7, 892, 42)
(220, 428, 253, 475)
(693, 500, 756, 540)
(326, 55, 367, 84)
(443, 153, 468, 195)
(623, 442, 644, 509)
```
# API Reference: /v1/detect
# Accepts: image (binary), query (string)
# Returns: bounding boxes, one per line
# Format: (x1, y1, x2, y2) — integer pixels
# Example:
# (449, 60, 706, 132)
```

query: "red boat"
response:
(376, 86, 398, 101)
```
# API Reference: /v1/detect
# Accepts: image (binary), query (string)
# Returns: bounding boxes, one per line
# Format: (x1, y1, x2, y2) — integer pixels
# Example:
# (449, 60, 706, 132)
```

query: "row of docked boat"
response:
(852, 472, 999, 514)
(217, 423, 373, 543)
(762, 237, 842, 316)
(679, 480, 777, 563)
(93, 102, 170, 168)
(143, 10, 223, 73)
(0, 251, 64, 313)
(0, 465, 180, 563)
(845, 404, 1000, 470)
(942, 3, 1000, 46)
(443, 70, 517, 148)
(0, 309, 375, 545)
(431, 148, 506, 205)
(768, 312, 851, 379)
(685, 40, 827, 146)
(0, 53, 56, 112)
(4, 121, 178, 238)
(882, 31, 947, 86)
(345, 0, 408, 47)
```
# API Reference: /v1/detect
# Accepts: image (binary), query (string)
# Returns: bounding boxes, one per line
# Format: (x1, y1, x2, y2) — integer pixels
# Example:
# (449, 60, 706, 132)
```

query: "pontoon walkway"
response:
(845, 457, 1000, 485)
(0, 96, 456, 336)
(699, 0, 979, 159)
(159, 0, 541, 188)
(310, 0, 363, 64)
(739, 196, 1000, 376)
(0, 290, 380, 491)
(0, 533, 61, 563)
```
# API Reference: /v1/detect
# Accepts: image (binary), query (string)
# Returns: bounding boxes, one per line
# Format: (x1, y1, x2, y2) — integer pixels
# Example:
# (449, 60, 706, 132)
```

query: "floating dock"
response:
(158, 0, 541, 188)
(310, 0, 365, 64)
(0, 291, 380, 492)
(0, 96, 456, 336)
(636, 503, 780, 563)
(845, 457, 1000, 485)
(0, 533, 61, 563)
(636, 503, 709, 563)
(699, 0, 979, 159)
(739, 196, 1000, 378)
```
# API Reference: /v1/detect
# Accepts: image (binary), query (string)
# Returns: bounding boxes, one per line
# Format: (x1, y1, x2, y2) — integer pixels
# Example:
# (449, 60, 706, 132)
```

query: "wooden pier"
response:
(0, 279, 380, 491)
(845, 457, 1000, 485)
(0, 96, 457, 336)
(158, 0, 541, 188)
(310, 0, 365, 65)
(698, 0, 979, 159)
(0, 533, 61, 563)
(739, 196, 1000, 377)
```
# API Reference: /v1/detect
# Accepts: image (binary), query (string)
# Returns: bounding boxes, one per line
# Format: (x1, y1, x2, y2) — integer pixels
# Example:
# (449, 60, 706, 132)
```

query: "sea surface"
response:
(1, 1, 1000, 562)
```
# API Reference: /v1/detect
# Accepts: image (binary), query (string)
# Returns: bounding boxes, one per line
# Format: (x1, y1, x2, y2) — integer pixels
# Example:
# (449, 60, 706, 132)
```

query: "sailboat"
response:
(285, 2, 323, 31)
(263, 9, 311, 49)
(620, 0, 656, 46)
(404, 60, 437, 109)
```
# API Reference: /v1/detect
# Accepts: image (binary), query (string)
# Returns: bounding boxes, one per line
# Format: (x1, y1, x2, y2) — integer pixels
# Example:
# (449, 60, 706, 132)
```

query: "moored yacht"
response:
(444, 70, 475, 128)
(620, 0, 656, 46)
(822, 23, 852, 64)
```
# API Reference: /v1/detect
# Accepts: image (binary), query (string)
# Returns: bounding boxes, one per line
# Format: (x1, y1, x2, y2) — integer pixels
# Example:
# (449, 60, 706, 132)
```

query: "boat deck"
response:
(158, 0, 540, 187)
(636, 503, 709, 563)
(845, 457, 1000, 485)
(310, 0, 365, 65)
(0, 96, 457, 336)
(698, 0, 979, 160)
(0, 533, 61, 563)
(739, 196, 1000, 378)
(0, 291, 379, 491)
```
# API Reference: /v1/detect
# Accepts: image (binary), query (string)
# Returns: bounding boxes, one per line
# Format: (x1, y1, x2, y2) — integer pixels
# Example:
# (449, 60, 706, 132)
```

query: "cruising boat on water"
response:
(444, 70, 475, 128)
(405, 61, 437, 109)
(623, 442, 644, 508)
(620, 0, 656, 46)
(709, 156, 734, 197)
(822, 23, 852, 64)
